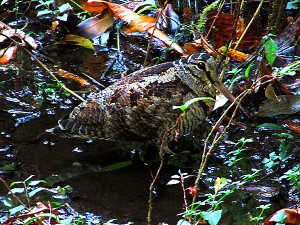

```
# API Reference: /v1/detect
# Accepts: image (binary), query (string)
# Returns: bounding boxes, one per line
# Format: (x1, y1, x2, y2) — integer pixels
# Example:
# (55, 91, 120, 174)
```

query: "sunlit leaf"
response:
(37, 9, 53, 17)
(177, 219, 192, 225)
(9, 188, 25, 194)
(124, 15, 156, 33)
(25, 175, 35, 182)
(214, 177, 227, 194)
(217, 46, 249, 61)
(29, 187, 47, 197)
(0, 46, 18, 64)
(167, 180, 180, 185)
(55, 34, 95, 50)
(201, 210, 222, 225)
(264, 38, 278, 66)
(28, 180, 46, 186)
(9, 204, 25, 215)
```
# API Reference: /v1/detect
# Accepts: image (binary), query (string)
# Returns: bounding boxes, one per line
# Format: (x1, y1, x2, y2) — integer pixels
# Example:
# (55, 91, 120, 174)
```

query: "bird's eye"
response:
(195, 62, 206, 70)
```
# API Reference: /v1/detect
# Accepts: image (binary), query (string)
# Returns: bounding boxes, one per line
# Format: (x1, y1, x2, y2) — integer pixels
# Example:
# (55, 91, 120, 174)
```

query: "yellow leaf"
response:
(214, 177, 227, 195)
(55, 34, 95, 50)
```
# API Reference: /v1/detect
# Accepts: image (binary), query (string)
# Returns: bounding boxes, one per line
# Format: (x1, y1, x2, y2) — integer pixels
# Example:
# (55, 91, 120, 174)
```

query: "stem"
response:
(234, 0, 265, 50)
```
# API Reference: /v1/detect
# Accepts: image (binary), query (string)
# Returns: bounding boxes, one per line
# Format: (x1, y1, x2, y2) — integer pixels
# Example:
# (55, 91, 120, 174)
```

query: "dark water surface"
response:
(0, 47, 299, 224)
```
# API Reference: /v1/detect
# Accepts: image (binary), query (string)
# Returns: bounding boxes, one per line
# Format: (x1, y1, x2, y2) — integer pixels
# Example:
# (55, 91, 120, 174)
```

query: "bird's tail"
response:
(46, 116, 100, 138)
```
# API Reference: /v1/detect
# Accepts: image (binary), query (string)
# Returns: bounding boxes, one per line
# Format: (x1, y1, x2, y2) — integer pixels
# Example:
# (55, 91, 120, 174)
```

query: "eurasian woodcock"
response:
(48, 53, 230, 153)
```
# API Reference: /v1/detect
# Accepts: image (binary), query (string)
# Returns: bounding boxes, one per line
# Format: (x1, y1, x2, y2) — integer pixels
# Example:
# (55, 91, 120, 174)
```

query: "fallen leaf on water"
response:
(256, 95, 300, 117)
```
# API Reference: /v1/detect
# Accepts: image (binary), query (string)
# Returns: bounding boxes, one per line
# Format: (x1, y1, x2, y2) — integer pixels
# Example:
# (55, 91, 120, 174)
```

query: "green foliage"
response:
(251, 204, 272, 223)
(197, 0, 221, 33)
(179, 169, 261, 224)
(225, 137, 253, 167)
(280, 166, 300, 192)
(262, 34, 278, 66)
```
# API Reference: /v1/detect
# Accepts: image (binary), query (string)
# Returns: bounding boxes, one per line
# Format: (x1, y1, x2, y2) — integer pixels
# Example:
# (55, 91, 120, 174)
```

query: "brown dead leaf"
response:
(284, 119, 300, 133)
(206, 12, 264, 51)
(265, 84, 280, 101)
(77, 9, 114, 39)
(257, 95, 300, 117)
(183, 7, 192, 23)
(0, 47, 18, 64)
(183, 42, 201, 55)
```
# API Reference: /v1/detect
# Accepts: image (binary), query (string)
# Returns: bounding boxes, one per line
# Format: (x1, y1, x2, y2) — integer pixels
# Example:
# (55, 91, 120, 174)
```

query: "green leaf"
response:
(101, 161, 132, 171)
(9, 188, 25, 194)
(37, 9, 52, 17)
(257, 123, 283, 131)
(201, 210, 222, 225)
(25, 175, 35, 182)
(28, 187, 46, 197)
(173, 97, 215, 116)
(9, 204, 25, 215)
(244, 62, 253, 78)
(23, 213, 60, 225)
(28, 180, 46, 186)
(264, 38, 278, 66)
(2, 164, 16, 171)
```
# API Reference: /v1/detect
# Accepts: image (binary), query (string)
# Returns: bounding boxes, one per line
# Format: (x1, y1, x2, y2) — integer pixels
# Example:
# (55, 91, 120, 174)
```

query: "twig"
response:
(24, 49, 85, 102)
(147, 114, 183, 224)
(144, 0, 169, 67)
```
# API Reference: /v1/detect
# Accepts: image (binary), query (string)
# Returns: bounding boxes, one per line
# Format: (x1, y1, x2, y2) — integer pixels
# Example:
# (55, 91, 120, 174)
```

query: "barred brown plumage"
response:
(48, 53, 220, 153)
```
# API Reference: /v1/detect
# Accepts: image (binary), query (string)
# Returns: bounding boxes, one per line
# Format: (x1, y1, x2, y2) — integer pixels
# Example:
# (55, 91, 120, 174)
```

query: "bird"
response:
(48, 53, 228, 153)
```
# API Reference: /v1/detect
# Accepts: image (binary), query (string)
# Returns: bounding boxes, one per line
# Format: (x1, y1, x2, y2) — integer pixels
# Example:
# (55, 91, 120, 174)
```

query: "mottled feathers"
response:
(48, 53, 217, 152)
